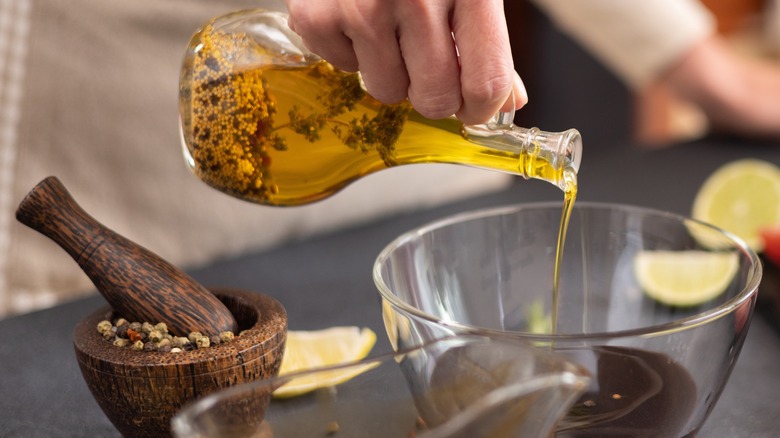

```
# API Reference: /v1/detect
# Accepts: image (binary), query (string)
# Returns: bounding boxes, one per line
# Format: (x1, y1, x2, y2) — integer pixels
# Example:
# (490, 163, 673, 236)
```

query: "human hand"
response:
(285, 0, 527, 125)
(663, 35, 780, 139)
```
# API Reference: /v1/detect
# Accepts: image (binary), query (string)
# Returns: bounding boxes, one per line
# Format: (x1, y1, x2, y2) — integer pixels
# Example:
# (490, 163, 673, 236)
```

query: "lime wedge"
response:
(634, 250, 739, 307)
(274, 327, 376, 398)
(692, 159, 780, 251)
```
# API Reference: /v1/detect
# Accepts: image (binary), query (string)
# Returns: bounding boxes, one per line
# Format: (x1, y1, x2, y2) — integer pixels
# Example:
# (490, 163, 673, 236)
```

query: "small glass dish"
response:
(172, 335, 589, 437)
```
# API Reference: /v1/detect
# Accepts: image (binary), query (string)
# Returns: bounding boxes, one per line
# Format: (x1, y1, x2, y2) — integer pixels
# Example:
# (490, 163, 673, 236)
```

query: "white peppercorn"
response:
(148, 330, 164, 343)
(154, 322, 168, 334)
(188, 332, 204, 343)
(97, 320, 113, 335)
(141, 322, 155, 334)
(196, 336, 210, 349)
(172, 336, 190, 348)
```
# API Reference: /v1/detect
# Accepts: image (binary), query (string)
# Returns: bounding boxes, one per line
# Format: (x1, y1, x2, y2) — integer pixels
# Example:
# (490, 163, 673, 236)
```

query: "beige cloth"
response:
(0, 0, 511, 318)
(532, 0, 717, 89)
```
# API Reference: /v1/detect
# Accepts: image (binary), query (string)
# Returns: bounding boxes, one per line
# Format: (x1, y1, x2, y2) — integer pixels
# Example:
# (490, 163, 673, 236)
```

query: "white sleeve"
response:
(530, 0, 717, 88)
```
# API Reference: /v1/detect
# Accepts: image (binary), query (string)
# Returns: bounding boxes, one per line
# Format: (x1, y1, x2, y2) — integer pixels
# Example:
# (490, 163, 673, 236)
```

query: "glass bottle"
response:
(179, 9, 582, 207)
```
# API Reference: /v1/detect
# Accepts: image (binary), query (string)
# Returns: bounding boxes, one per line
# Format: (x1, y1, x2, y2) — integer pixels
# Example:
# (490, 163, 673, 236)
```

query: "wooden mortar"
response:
(74, 287, 287, 438)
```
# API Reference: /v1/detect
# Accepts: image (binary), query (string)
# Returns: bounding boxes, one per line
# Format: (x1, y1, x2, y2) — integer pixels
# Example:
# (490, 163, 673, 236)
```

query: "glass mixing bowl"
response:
(374, 202, 761, 437)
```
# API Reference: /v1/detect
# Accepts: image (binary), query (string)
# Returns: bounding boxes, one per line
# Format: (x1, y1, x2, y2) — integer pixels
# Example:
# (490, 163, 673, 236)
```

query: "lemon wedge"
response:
(273, 326, 377, 398)
(692, 159, 780, 251)
(634, 250, 739, 307)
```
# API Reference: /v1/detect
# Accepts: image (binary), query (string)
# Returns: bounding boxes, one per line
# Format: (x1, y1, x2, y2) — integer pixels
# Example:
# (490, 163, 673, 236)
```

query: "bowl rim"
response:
(373, 201, 762, 342)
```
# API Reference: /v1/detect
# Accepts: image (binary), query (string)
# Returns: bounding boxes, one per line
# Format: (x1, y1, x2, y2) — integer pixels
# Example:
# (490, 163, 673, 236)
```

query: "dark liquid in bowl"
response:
(557, 346, 697, 437)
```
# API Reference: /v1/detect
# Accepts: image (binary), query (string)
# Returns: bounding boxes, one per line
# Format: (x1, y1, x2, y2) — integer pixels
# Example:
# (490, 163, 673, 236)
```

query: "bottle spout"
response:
(554, 128, 582, 173)
(462, 121, 583, 189)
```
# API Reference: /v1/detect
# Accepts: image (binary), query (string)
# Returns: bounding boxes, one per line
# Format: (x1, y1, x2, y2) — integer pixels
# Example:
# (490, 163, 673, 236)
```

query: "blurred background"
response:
(0, 0, 778, 319)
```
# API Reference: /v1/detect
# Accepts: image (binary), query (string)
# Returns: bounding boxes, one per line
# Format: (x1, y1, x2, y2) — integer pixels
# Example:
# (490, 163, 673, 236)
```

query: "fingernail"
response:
(513, 71, 528, 108)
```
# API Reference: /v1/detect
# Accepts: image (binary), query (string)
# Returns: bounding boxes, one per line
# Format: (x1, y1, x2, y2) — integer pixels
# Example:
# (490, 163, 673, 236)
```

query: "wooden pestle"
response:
(16, 176, 238, 337)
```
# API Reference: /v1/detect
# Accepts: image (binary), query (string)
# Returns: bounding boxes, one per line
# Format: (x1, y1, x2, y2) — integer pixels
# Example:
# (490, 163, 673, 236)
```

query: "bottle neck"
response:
(462, 123, 582, 191)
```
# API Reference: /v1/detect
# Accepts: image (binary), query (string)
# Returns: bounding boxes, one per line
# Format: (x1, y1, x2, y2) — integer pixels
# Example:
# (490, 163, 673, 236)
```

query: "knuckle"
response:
(343, 3, 390, 40)
(462, 69, 514, 110)
(410, 90, 462, 120)
(287, 3, 335, 37)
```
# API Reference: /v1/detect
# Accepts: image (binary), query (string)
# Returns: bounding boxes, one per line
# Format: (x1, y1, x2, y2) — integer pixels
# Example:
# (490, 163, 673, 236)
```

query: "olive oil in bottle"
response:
(178, 10, 581, 207)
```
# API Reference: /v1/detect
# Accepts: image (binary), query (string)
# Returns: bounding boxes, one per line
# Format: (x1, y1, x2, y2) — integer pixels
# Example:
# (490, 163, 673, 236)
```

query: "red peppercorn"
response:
(127, 328, 142, 342)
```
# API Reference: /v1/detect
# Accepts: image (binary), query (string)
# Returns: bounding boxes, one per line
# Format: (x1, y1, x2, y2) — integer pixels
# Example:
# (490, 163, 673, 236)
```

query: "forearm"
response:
(663, 35, 780, 137)
(531, 0, 716, 89)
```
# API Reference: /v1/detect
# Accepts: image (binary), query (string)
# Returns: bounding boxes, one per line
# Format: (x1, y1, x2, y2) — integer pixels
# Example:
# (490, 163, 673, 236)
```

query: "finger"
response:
(499, 71, 529, 113)
(286, 2, 359, 71)
(451, 0, 516, 125)
(347, 10, 410, 104)
(397, 2, 462, 119)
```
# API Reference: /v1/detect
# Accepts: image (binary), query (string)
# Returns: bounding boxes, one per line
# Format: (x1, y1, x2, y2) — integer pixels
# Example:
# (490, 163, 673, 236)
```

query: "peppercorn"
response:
(143, 341, 158, 352)
(113, 338, 130, 348)
(188, 332, 204, 343)
(141, 322, 155, 334)
(154, 322, 168, 334)
(196, 336, 210, 349)
(115, 324, 128, 339)
(325, 421, 340, 435)
(158, 338, 172, 349)
(115, 318, 128, 327)
(148, 330, 164, 343)
(171, 347, 183, 353)
(172, 336, 190, 348)
(132, 340, 144, 351)
(219, 331, 235, 343)
(127, 329, 143, 343)
(129, 322, 142, 332)
(209, 335, 221, 346)
(97, 320, 113, 335)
